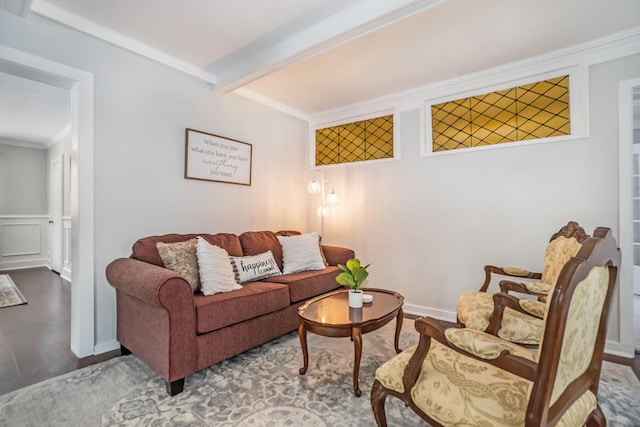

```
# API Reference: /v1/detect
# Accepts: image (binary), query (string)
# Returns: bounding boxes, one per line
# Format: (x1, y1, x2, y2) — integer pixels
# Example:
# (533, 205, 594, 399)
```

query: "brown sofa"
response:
(105, 230, 354, 395)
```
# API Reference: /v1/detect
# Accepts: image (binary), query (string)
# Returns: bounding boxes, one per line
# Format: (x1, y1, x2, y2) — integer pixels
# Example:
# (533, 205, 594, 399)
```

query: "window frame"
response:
(309, 109, 400, 167)
(421, 65, 589, 157)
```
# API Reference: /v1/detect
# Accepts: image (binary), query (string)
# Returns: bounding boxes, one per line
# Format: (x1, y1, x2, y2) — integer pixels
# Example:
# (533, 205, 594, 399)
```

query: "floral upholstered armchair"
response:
(370, 228, 619, 427)
(456, 221, 589, 345)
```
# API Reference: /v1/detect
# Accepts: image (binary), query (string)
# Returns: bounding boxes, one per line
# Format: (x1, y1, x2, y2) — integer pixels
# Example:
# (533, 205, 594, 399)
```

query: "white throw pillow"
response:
(277, 232, 327, 274)
(196, 237, 242, 296)
(229, 250, 282, 283)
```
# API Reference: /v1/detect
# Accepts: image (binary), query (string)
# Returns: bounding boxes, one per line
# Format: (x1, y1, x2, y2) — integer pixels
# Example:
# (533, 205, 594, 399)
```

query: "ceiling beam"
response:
(215, 0, 446, 94)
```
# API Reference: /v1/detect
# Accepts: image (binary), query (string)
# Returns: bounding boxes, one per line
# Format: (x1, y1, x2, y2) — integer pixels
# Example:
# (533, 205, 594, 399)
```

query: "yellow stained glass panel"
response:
(314, 115, 393, 165)
(431, 75, 570, 152)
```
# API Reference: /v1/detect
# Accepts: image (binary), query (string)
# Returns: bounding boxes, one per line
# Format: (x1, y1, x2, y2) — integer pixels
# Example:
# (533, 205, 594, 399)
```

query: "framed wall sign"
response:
(185, 128, 252, 186)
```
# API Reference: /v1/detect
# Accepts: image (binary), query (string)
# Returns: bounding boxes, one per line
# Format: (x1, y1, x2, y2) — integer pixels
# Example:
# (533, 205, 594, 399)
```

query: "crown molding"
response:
(233, 88, 310, 122)
(30, 0, 217, 85)
(46, 123, 71, 147)
(0, 136, 47, 149)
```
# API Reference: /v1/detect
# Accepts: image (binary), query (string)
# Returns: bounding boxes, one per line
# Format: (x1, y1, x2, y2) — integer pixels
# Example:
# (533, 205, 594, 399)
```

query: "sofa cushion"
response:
(263, 266, 342, 303)
(131, 233, 243, 266)
(239, 230, 300, 271)
(193, 281, 290, 334)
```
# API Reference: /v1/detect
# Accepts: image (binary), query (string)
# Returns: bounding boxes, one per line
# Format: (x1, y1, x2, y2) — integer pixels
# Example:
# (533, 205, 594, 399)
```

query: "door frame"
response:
(618, 77, 640, 357)
(49, 154, 64, 273)
(0, 45, 95, 358)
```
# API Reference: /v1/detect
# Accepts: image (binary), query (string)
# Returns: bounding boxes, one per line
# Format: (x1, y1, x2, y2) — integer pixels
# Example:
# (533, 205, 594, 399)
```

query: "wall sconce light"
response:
(307, 168, 337, 238)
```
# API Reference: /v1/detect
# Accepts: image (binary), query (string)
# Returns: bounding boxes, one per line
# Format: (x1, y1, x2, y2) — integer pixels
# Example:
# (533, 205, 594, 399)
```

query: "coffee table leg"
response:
(352, 326, 362, 397)
(298, 321, 308, 375)
(394, 308, 404, 353)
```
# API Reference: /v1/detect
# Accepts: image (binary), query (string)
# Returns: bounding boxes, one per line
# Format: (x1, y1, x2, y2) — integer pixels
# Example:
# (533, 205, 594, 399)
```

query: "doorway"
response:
(620, 78, 640, 356)
(633, 93, 640, 352)
(0, 45, 95, 358)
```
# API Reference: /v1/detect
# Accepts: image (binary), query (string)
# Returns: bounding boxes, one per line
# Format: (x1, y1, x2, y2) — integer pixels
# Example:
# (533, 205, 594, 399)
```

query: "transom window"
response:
(314, 114, 394, 166)
(428, 74, 572, 154)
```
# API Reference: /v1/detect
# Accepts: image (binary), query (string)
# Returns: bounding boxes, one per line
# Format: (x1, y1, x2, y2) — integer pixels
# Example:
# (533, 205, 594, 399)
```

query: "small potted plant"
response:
(336, 258, 370, 308)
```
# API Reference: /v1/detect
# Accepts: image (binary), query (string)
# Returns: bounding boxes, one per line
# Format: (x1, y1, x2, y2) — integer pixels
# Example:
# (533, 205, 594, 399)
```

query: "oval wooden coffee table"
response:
(297, 288, 404, 397)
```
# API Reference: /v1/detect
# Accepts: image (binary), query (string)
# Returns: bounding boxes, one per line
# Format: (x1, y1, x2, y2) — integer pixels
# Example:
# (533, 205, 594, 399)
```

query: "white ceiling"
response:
(2, 0, 640, 145)
(0, 71, 70, 147)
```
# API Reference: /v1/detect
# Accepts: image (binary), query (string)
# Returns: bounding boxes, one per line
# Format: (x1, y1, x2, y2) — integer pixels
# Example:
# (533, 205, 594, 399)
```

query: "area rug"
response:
(0, 320, 639, 426)
(0, 274, 27, 308)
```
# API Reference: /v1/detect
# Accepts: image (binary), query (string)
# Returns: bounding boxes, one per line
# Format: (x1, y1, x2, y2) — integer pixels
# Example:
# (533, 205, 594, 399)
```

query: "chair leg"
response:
(370, 379, 389, 427)
(585, 405, 606, 427)
(166, 378, 185, 396)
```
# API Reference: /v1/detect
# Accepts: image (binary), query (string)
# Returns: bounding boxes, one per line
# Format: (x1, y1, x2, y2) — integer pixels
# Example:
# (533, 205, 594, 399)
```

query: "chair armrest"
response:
(484, 292, 531, 334)
(321, 245, 355, 266)
(444, 328, 537, 380)
(445, 328, 536, 361)
(500, 280, 549, 302)
(106, 258, 195, 308)
(401, 317, 537, 391)
(401, 317, 458, 392)
(479, 265, 542, 292)
(518, 299, 546, 319)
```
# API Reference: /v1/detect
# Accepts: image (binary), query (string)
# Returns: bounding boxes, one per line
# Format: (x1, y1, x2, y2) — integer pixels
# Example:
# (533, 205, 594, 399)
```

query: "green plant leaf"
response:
(335, 272, 356, 288)
(351, 266, 369, 285)
(338, 264, 349, 273)
(346, 259, 361, 270)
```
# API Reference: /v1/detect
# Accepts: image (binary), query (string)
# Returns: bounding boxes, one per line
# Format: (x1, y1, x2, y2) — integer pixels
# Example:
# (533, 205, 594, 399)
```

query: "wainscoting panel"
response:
(0, 216, 50, 271)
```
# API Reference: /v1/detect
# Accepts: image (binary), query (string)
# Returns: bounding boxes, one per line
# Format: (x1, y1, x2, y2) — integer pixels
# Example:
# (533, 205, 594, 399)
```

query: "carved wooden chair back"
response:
(372, 227, 619, 427)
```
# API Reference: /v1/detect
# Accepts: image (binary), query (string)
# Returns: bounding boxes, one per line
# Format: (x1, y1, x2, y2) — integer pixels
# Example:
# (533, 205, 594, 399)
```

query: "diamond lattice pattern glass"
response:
(316, 115, 393, 165)
(431, 75, 570, 152)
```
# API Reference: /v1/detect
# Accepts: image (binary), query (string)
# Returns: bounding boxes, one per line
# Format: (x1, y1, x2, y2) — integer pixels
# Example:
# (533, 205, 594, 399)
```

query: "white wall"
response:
(313, 53, 640, 355)
(0, 141, 47, 215)
(0, 141, 50, 270)
(0, 11, 308, 350)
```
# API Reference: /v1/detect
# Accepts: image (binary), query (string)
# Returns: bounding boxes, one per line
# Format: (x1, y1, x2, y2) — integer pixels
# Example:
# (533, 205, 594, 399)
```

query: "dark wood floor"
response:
(0, 267, 119, 395)
(0, 268, 638, 397)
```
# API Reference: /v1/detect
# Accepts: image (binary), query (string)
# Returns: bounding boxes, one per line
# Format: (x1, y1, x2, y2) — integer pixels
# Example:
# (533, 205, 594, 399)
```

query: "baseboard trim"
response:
(93, 340, 120, 356)
(403, 303, 456, 323)
(604, 340, 635, 359)
(60, 267, 72, 282)
(0, 259, 50, 271)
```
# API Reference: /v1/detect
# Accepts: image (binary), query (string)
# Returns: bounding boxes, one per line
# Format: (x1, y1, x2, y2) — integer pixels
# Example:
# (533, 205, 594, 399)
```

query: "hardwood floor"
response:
(0, 267, 119, 395)
(0, 268, 638, 397)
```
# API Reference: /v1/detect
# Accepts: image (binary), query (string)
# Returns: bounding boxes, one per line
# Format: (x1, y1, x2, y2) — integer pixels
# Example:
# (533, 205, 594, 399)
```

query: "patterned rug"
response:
(0, 320, 638, 426)
(0, 274, 27, 308)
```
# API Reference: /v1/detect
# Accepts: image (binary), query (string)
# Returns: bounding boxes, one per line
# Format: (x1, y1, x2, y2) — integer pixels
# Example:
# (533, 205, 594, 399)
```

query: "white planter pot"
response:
(349, 290, 363, 308)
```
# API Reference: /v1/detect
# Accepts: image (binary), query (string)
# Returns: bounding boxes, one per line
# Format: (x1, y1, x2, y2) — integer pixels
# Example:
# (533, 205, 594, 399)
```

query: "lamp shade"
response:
(307, 178, 321, 195)
(317, 205, 329, 217)
(326, 188, 338, 205)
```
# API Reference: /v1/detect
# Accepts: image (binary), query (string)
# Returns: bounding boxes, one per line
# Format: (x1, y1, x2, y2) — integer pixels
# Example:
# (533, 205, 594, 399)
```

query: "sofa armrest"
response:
(106, 257, 197, 385)
(321, 245, 355, 266)
(106, 257, 195, 308)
